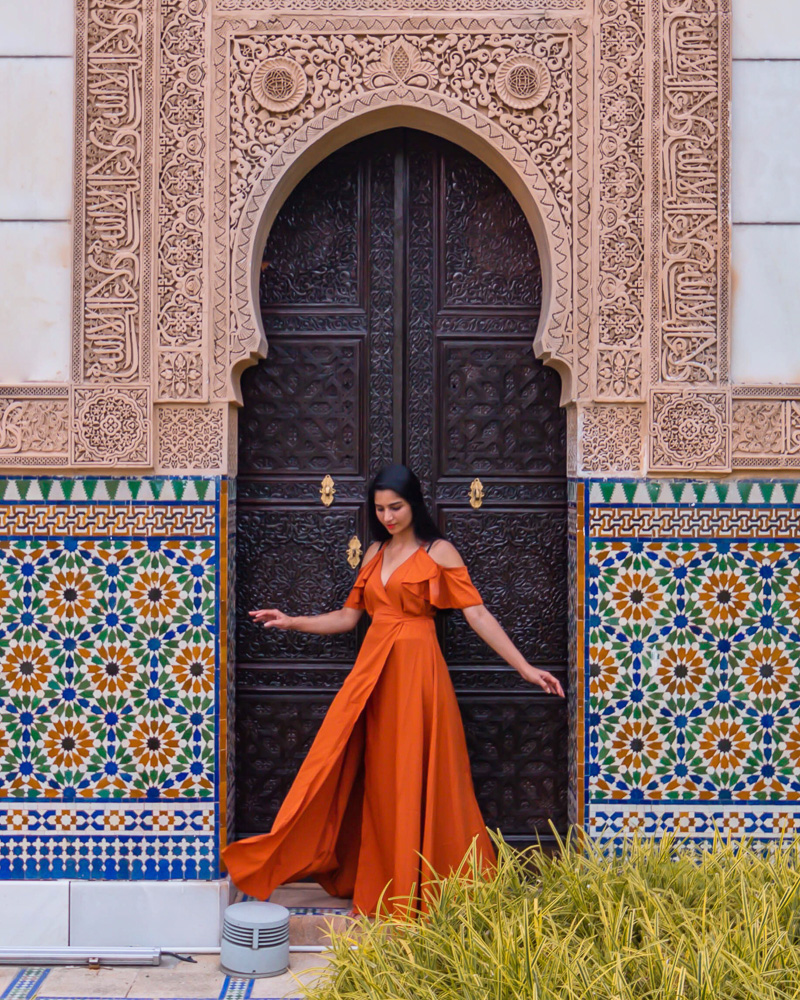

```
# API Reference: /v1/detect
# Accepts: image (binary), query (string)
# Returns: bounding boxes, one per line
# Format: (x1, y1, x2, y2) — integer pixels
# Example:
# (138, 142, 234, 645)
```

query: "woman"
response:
(222, 465, 564, 916)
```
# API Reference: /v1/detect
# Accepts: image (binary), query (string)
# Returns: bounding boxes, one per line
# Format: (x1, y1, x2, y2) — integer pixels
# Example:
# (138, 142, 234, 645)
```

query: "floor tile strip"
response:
(219, 976, 255, 1000)
(2, 970, 51, 1000)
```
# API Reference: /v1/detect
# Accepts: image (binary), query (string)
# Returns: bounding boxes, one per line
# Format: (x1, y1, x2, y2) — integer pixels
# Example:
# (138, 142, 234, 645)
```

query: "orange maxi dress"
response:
(221, 545, 496, 916)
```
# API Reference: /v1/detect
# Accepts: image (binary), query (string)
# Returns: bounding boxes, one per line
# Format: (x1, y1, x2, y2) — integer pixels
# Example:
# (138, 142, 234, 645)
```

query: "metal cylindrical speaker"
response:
(220, 901, 290, 978)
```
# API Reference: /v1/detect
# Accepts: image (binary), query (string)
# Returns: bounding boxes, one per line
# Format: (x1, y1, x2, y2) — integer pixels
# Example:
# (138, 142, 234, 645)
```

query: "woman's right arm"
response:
(249, 542, 381, 635)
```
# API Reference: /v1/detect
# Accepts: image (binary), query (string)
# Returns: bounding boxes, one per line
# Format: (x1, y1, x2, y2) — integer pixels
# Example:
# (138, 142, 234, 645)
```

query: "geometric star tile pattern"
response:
(0, 478, 222, 879)
(584, 480, 800, 841)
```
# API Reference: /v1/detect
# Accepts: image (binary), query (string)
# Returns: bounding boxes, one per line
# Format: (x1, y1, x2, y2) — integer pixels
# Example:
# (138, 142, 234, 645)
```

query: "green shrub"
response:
(304, 832, 800, 1000)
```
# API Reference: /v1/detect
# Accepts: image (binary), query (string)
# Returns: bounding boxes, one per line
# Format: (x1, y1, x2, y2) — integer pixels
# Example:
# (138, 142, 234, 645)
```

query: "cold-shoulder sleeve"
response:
(344, 552, 380, 610)
(429, 563, 483, 610)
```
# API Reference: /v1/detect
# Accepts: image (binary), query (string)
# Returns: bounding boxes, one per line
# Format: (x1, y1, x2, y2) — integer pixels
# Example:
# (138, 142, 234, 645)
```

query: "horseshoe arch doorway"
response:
(233, 128, 569, 848)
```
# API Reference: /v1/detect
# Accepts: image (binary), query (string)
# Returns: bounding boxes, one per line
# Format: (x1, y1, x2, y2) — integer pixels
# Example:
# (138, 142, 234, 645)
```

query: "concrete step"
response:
(238, 882, 354, 948)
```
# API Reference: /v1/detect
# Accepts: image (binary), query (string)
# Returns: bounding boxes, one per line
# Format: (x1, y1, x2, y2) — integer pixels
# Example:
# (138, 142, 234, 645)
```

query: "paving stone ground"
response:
(0, 953, 329, 1000)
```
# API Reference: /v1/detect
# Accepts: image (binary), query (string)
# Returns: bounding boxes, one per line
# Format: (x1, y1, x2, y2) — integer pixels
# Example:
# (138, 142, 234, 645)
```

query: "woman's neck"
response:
(386, 527, 418, 549)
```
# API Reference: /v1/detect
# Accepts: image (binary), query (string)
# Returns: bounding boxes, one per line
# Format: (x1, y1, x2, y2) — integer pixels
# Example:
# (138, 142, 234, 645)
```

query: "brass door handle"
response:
(469, 478, 485, 509)
(320, 474, 335, 506)
(347, 535, 362, 569)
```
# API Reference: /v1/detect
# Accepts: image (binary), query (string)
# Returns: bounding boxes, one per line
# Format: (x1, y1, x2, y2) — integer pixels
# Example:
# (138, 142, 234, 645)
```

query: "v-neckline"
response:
(379, 545, 423, 589)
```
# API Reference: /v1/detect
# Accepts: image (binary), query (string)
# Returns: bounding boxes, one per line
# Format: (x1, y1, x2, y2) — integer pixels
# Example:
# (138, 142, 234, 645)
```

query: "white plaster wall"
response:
(732, 1, 800, 384)
(0, 3, 74, 384)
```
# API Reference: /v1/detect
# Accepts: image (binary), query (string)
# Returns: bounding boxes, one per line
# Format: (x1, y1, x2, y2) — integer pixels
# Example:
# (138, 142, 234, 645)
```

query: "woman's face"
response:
(374, 489, 413, 537)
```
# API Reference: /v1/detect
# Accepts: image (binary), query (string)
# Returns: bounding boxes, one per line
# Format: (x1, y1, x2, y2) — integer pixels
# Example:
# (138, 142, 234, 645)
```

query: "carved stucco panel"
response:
(595, 0, 646, 402)
(0, 0, 759, 477)
(218, 17, 590, 409)
(650, 389, 730, 473)
(157, 404, 227, 472)
(579, 403, 644, 474)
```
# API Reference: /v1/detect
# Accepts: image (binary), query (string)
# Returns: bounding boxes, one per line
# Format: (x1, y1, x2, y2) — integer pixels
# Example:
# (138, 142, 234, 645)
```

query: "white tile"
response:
(0, 222, 71, 382)
(0, 1, 74, 56)
(0, 59, 74, 220)
(69, 880, 229, 948)
(732, 61, 800, 223)
(0, 881, 69, 945)
(733, 0, 800, 59)
(732, 224, 800, 383)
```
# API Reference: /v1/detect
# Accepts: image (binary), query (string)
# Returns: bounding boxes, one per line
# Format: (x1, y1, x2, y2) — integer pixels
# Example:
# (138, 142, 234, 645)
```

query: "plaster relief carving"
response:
(0, 400, 70, 459)
(654, 0, 730, 388)
(158, 350, 205, 400)
(596, 0, 645, 401)
(216, 0, 586, 10)
(732, 400, 784, 458)
(731, 392, 800, 469)
(494, 55, 551, 110)
(74, 0, 152, 387)
(156, 0, 208, 402)
(251, 57, 307, 111)
(72, 387, 151, 466)
(364, 41, 437, 89)
(157, 405, 226, 472)
(650, 390, 729, 473)
(580, 404, 643, 474)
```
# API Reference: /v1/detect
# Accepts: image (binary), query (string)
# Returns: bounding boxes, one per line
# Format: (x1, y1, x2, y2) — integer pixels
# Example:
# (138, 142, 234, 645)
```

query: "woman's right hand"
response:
(249, 608, 295, 630)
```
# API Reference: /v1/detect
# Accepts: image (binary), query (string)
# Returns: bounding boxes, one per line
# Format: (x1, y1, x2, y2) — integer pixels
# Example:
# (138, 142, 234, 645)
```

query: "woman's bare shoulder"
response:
(361, 541, 382, 567)
(426, 539, 465, 568)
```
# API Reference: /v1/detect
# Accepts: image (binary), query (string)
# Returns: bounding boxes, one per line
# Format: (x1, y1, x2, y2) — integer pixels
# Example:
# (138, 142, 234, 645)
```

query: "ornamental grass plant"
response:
(304, 832, 800, 1000)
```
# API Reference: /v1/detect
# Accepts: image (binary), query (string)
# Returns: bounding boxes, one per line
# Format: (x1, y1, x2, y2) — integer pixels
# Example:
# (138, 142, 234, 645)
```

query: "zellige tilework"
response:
(0, 478, 222, 879)
(584, 480, 800, 841)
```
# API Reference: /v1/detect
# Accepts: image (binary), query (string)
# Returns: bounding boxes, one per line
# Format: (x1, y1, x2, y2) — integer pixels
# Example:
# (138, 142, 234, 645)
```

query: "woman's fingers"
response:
(541, 672, 565, 697)
(250, 608, 281, 622)
(533, 669, 564, 697)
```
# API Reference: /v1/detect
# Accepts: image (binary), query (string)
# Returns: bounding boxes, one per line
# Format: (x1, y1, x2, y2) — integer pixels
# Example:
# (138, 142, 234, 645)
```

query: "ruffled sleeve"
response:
(344, 551, 381, 610)
(403, 555, 483, 610)
(429, 564, 483, 609)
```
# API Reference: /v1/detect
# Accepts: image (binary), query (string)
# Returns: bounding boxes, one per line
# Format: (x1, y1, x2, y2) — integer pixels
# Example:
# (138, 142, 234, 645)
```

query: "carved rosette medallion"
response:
(650, 391, 730, 473)
(251, 57, 307, 112)
(494, 55, 551, 110)
(72, 387, 151, 466)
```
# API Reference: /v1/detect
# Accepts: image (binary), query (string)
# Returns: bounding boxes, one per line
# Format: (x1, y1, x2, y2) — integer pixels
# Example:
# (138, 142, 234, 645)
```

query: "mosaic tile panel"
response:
(2, 970, 50, 1000)
(0, 478, 223, 879)
(583, 480, 800, 841)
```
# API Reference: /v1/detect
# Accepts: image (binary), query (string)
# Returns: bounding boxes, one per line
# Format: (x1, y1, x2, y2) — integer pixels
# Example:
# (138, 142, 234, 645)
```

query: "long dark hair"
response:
(367, 465, 444, 545)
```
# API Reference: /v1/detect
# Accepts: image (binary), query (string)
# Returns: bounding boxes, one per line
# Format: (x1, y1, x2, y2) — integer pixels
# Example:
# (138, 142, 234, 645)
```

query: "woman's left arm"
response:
(429, 540, 564, 697)
(462, 604, 564, 696)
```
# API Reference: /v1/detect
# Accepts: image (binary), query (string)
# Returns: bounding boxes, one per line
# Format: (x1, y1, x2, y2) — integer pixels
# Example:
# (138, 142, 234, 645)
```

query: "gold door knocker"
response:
(347, 535, 363, 569)
(469, 478, 485, 509)
(320, 474, 335, 507)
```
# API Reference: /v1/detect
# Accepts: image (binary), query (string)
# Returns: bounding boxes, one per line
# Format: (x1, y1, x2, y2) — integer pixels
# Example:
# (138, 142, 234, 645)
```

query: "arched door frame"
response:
(228, 88, 575, 408)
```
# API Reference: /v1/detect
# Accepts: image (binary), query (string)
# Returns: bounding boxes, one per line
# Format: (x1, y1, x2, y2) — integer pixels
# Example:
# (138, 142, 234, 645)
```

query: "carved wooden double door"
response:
(235, 129, 568, 847)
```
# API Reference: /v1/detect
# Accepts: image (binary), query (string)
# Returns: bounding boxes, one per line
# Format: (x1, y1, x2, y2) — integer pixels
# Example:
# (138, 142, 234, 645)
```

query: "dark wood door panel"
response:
(438, 339, 566, 477)
(460, 696, 569, 838)
(239, 339, 364, 476)
(235, 505, 361, 663)
(259, 146, 364, 310)
(235, 694, 336, 839)
(440, 507, 568, 669)
(440, 146, 543, 311)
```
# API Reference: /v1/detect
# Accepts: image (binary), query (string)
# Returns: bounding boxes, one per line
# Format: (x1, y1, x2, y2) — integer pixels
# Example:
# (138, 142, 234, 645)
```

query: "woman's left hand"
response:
(518, 663, 565, 697)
